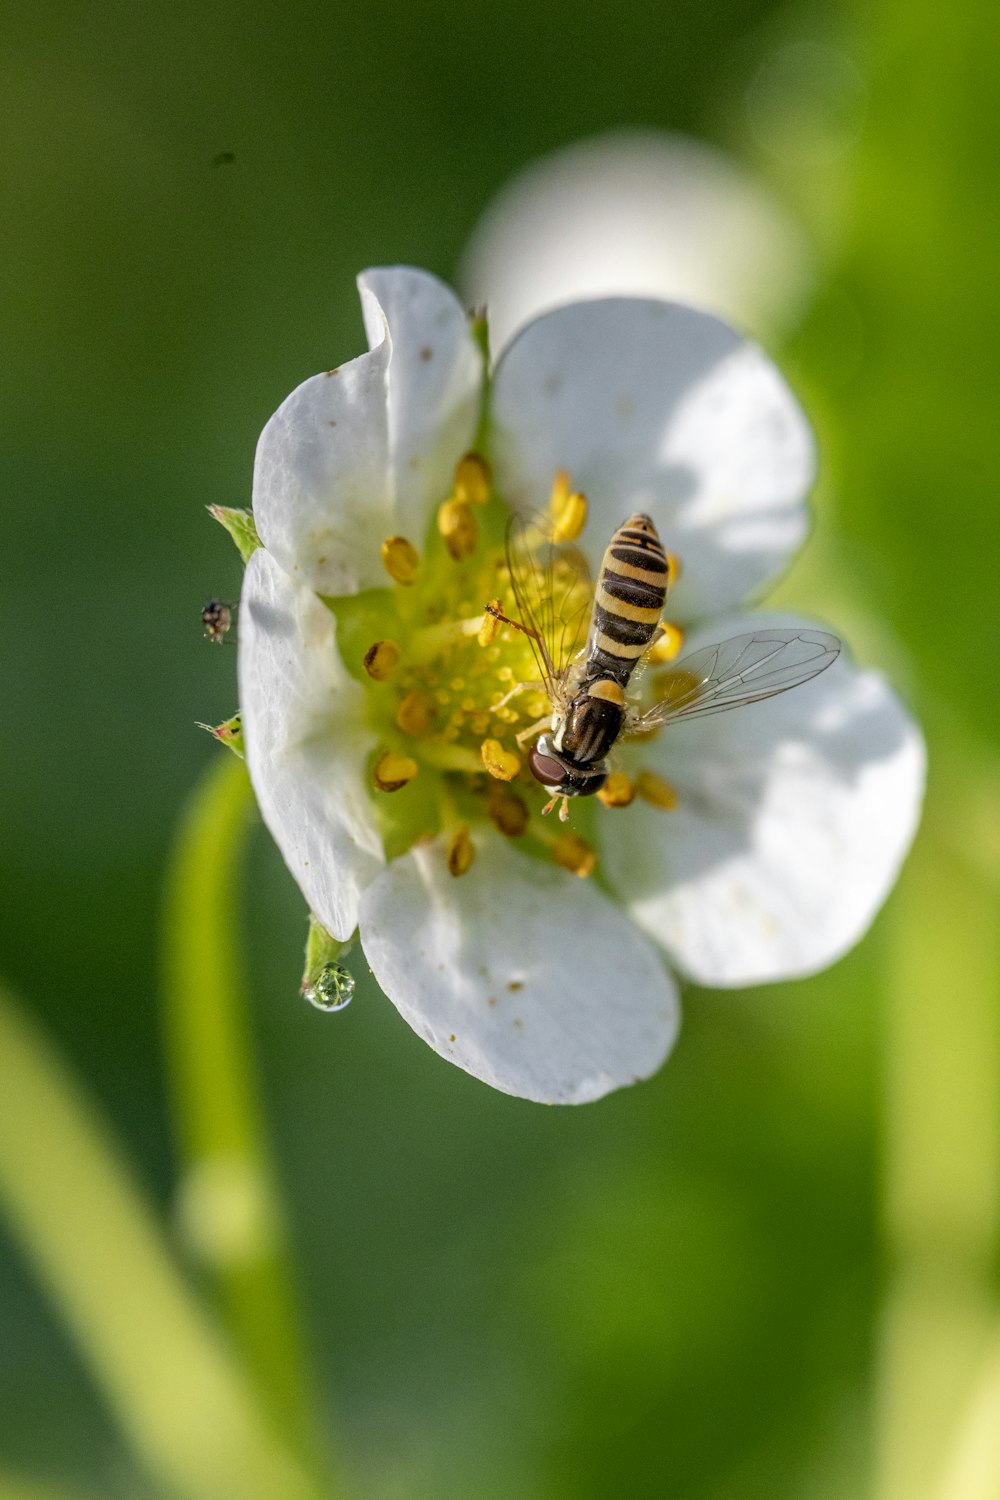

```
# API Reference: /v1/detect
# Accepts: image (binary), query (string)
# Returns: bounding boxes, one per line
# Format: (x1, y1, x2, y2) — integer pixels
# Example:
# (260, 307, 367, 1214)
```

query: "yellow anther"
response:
(635, 770, 678, 810)
(395, 689, 435, 737)
(363, 638, 401, 680)
(665, 552, 682, 586)
(373, 750, 419, 793)
(551, 487, 588, 543)
(487, 787, 530, 838)
(552, 831, 597, 878)
(597, 771, 636, 808)
(437, 497, 477, 560)
(454, 452, 491, 505)
(381, 535, 419, 585)
(446, 826, 476, 877)
(480, 738, 521, 782)
(478, 601, 502, 647)
(646, 622, 684, 664)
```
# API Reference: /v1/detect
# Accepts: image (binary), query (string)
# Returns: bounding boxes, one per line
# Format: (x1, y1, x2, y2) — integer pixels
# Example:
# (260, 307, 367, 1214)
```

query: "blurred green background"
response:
(1, 1, 997, 1497)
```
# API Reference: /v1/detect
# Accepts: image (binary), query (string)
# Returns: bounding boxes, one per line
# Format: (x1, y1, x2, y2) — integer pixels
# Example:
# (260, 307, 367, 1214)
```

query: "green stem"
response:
(0, 985, 322, 1500)
(161, 755, 330, 1485)
(877, 813, 1000, 1500)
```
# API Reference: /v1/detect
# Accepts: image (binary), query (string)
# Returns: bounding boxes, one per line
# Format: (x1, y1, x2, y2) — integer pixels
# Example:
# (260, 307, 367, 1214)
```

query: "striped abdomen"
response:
(585, 513, 669, 686)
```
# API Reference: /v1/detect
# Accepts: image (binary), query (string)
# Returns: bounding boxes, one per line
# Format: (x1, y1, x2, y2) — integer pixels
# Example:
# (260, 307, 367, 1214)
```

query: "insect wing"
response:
(631, 628, 840, 733)
(505, 512, 593, 704)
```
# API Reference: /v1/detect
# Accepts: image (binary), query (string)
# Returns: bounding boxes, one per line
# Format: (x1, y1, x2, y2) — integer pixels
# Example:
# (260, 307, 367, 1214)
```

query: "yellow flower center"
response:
(327, 451, 677, 878)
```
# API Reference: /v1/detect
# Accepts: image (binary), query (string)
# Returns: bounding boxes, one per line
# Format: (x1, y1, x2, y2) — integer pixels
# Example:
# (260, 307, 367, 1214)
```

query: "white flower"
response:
(238, 266, 924, 1104)
(459, 130, 814, 352)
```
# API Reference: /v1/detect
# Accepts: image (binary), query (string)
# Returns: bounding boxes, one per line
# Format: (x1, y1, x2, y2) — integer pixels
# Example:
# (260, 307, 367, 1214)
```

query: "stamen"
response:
(551, 486, 587, 543)
(478, 599, 503, 647)
(446, 826, 476, 877)
(363, 638, 401, 680)
(454, 452, 491, 505)
(665, 553, 682, 587)
(645, 622, 684, 664)
(395, 690, 435, 737)
(418, 742, 483, 773)
(373, 750, 419, 792)
(437, 497, 477, 560)
(480, 738, 521, 782)
(487, 786, 529, 837)
(381, 535, 420, 585)
(551, 831, 597, 878)
(635, 770, 678, 810)
(597, 771, 635, 808)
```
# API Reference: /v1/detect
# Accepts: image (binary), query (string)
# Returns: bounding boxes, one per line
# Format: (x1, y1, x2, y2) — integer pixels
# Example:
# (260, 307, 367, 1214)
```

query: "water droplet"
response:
(304, 962, 355, 1012)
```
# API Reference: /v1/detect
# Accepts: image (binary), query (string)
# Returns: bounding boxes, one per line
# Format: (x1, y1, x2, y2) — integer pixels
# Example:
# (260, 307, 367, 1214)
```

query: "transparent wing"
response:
(628, 628, 841, 734)
(504, 511, 593, 706)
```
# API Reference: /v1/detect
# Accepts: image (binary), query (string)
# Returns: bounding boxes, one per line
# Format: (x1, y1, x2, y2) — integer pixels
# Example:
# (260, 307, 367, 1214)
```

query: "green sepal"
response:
(208, 505, 261, 564)
(468, 306, 491, 365)
(468, 308, 493, 456)
(301, 914, 355, 993)
(196, 712, 245, 758)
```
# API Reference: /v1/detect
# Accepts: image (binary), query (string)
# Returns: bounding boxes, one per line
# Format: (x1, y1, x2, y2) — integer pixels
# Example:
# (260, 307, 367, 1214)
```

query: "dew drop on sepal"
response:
(304, 962, 355, 1012)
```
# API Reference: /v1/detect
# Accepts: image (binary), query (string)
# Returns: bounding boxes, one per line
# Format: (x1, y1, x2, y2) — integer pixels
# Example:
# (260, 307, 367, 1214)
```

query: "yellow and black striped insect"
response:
(491, 510, 841, 819)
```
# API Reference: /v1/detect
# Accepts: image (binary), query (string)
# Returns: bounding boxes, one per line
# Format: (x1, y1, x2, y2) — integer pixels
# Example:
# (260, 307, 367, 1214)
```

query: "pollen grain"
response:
(373, 750, 419, 792)
(381, 535, 420, 585)
(454, 452, 491, 505)
(635, 770, 678, 810)
(363, 639, 401, 680)
(437, 497, 477, 561)
(597, 771, 635, 808)
(446, 826, 476, 877)
(552, 831, 597, 878)
(481, 739, 521, 782)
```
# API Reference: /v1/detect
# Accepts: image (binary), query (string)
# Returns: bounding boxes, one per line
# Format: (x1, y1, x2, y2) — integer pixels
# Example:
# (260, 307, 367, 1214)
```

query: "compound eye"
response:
(529, 746, 567, 789)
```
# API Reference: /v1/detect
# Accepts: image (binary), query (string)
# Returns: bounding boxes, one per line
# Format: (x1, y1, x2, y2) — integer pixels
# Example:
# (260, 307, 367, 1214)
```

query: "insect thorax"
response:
(555, 676, 625, 767)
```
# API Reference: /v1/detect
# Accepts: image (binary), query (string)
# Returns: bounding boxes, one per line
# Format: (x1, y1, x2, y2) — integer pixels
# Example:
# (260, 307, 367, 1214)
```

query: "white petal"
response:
(601, 613, 925, 986)
(238, 548, 384, 939)
(358, 835, 679, 1104)
(460, 130, 813, 352)
(358, 267, 485, 529)
(253, 268, 483, 596)
(490, 298, 814, 621)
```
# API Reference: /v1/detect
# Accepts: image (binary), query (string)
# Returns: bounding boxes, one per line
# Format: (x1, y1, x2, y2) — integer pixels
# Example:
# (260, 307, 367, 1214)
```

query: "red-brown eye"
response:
(529, 747, 567, 787)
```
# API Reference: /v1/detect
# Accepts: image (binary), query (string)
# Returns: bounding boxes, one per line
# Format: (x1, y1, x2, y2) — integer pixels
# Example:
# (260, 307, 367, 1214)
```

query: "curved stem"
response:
(0, 984, 322, 1500)
(161, 754, 331, 1487)
(877, 817, 1000, 1500)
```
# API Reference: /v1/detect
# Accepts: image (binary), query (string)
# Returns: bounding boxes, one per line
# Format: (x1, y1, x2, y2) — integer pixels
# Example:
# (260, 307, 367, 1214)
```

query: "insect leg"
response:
(489, 678, 545, 713)
(515, 715, 553, 749)
(484, 600, 542, 642)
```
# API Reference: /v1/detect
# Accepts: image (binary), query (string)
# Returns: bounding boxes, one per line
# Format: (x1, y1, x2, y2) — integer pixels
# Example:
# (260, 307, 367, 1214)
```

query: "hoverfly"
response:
(487, 511, 840, 819)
